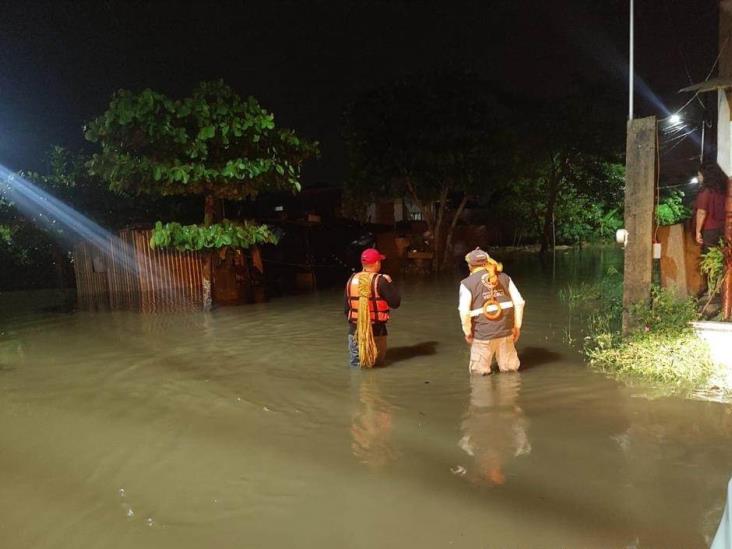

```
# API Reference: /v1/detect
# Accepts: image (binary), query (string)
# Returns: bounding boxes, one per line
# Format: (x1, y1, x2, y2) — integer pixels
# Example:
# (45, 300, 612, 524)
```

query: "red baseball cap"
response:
(361, 248, 386, 264)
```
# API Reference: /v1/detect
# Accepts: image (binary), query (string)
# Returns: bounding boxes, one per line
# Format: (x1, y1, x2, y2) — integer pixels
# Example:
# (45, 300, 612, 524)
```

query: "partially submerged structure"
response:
(74, 229, 263, 312)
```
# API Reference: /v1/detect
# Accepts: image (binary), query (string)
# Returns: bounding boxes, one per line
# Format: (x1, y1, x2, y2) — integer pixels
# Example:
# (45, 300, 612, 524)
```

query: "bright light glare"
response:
(690, 176, 699, 184)
(0, 164, 138, 274)
(669, 113, 681, 125)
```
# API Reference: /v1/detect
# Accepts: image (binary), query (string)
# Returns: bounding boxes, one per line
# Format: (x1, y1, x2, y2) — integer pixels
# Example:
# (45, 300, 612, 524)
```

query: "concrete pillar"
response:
(623, 116, 657, 334)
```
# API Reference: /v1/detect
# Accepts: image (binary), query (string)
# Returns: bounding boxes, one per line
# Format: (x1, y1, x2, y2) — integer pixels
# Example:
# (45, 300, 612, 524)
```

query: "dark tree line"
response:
(343, 72, 626, 269)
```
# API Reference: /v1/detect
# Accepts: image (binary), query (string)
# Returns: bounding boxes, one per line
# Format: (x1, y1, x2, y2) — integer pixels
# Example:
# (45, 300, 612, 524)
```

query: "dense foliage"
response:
(84, 80, 316, 257)
(150, 220, 279, 252)
(344, 71, 510, 269)
(563, 274, 718, 387)
(700, 243, 727, 294)
(85, 80, 317, 209)
(699, 242, 730, 317)
(655, 191, 691, 226)
(498, 89, 625, 252)
(497, 162, 625, 247)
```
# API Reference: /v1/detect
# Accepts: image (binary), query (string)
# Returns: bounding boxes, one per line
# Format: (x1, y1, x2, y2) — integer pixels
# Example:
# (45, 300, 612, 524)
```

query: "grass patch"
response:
(587, 331, 716, 386)
(562, 271, 719, 387)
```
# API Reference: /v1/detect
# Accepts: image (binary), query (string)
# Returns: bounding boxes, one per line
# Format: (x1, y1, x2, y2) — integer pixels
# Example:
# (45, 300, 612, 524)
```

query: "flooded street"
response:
(1, 249, 731, 548)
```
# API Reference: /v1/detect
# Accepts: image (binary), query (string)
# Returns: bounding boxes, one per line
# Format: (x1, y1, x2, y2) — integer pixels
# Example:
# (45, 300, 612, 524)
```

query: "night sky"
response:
(0, 0, 719, 183)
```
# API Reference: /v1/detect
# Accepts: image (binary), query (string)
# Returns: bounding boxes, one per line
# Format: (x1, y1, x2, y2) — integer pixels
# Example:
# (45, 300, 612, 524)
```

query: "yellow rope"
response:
(470, 257, 506, 320)
(356, 273, 378, 368)
(484, 257, 503, 286)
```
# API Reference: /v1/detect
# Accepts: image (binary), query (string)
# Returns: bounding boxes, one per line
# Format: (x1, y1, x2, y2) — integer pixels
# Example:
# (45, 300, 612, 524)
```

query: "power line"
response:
(665, 0, 705, 108)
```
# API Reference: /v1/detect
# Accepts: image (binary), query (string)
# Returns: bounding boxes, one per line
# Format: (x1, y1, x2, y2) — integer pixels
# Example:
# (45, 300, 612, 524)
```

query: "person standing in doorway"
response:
(345, 248, 401, 368)
(695, 162, 727, 252)
(458, 248, 525, 375)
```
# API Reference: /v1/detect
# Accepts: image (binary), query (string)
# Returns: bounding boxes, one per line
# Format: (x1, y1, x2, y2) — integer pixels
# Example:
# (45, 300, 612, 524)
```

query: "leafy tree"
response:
(494, 160, 624, 247)
(513, 89, 625, 252)
(85, 80, 317, 307)
(344, 71, 509, 270)
(85, 80, 318, 228)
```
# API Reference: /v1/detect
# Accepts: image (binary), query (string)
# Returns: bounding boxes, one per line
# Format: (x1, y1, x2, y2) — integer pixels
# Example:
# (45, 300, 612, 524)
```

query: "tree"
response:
(343, 71, 509, 271)
(494, 159, 624, 248)
(85, 80, 317, 307)
(513, 88, 625, 253)
(85, 80, 317, 228)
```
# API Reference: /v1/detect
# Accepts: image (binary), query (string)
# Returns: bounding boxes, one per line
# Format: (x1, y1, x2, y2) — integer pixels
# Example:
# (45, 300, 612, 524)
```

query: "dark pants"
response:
(348, 334, 387, 368)
(702, 229, 723, 253)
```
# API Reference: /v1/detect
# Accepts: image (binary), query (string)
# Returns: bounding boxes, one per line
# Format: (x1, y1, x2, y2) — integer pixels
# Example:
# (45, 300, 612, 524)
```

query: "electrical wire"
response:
(662, 131, 696, 155)
(665, 0, 705, 107)
(661, 128, 698, 145)
(703, 34, 730, 83)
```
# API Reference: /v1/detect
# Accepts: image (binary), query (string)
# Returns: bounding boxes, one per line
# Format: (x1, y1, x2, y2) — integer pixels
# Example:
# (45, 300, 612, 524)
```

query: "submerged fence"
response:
(74, 229, 205, 312)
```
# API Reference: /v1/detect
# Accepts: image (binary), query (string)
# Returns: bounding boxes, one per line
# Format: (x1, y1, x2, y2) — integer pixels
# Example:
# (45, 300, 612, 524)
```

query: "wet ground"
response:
(1, 248, 731, 548)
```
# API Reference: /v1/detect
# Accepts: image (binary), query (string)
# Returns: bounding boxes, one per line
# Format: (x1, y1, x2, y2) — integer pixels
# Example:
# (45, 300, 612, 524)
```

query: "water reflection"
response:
(617, 396, 732, 545)
(4, 248, 732, 547)
(457, 374, 530, 486)
(350, 373, 399, 469)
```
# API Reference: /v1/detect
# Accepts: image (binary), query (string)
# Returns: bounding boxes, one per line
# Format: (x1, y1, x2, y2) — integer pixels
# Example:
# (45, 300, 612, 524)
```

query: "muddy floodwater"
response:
(1, 249, 731, 548)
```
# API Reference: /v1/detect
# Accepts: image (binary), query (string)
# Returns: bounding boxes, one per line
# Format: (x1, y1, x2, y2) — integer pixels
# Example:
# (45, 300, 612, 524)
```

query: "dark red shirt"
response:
(695, 188, 725, 230)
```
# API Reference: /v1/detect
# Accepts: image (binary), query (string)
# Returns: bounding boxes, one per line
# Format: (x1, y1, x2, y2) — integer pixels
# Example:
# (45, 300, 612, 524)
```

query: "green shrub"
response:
(630, 285, 697, 333)
(655, 190, 691, 226)
(700, 243, 728, 294)
(564, 276, 718, 387)
(149, 219, 279, 251)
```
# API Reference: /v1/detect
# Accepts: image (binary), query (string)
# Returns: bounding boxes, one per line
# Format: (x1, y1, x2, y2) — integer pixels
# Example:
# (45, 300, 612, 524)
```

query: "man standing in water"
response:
(458, 248, 525, 375)
(345, 248, 401, 368)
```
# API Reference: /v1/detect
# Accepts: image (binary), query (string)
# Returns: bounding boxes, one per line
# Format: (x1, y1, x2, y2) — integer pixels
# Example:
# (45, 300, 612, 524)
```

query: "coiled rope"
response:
(356, 274, 378, 368)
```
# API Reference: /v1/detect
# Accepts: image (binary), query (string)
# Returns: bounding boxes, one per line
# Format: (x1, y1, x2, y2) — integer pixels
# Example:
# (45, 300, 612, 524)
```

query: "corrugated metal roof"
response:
(679, 77, 732, 93)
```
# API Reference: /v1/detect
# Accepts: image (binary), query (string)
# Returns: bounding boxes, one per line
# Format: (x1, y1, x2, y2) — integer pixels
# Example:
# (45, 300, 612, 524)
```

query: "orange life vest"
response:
(346, 272, 390, 323)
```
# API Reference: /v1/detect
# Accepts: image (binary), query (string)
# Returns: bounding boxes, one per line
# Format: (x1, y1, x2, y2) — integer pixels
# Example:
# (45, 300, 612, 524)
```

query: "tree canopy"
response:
(495, 86, 626, 251)
(344, 71, 510, 269)
(85, 80, 318, 210)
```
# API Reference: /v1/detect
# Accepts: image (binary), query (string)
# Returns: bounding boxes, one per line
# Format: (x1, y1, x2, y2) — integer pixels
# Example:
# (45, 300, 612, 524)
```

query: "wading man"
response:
(458, 248, 525, 375)
(345, 248, 401, 368)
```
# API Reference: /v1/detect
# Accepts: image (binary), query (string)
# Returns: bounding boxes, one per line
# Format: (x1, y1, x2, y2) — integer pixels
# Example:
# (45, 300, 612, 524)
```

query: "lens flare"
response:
(0, 163, 138, 275)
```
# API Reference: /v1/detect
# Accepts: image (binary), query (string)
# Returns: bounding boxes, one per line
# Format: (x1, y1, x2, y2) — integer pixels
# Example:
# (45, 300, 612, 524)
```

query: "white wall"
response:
(718, 90, 732, 175)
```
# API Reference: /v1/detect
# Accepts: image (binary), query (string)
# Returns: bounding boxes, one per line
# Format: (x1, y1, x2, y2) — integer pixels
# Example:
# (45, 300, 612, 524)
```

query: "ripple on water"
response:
(0, 249, 731, 548)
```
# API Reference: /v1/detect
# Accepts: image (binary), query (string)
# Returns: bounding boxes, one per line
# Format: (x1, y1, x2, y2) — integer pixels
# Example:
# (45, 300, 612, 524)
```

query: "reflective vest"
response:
(461, 270, 514, 340)
(346, 272, 390, 323)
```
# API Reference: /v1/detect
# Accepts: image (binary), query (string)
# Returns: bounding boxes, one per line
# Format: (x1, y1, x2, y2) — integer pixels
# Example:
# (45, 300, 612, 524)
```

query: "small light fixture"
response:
(274, 205, 284, 212)
(615, 228, 628, 248)
(690, 176, 699, 184)
(669, 113, 681, 125)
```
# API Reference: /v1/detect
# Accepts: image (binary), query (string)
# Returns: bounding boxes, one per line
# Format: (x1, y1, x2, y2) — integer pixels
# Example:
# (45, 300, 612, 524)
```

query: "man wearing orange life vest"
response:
(345, 248, 401, 368)
(458, 248, 525, 375)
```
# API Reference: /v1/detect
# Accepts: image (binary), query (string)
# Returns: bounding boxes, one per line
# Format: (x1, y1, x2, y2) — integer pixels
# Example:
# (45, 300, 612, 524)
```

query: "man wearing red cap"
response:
(344, 248, 401, 367)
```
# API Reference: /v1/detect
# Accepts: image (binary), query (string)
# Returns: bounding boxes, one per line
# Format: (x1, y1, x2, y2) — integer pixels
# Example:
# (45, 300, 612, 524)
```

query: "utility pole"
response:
(622, 0, 656, 333)
(623, 117, 657, 334)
